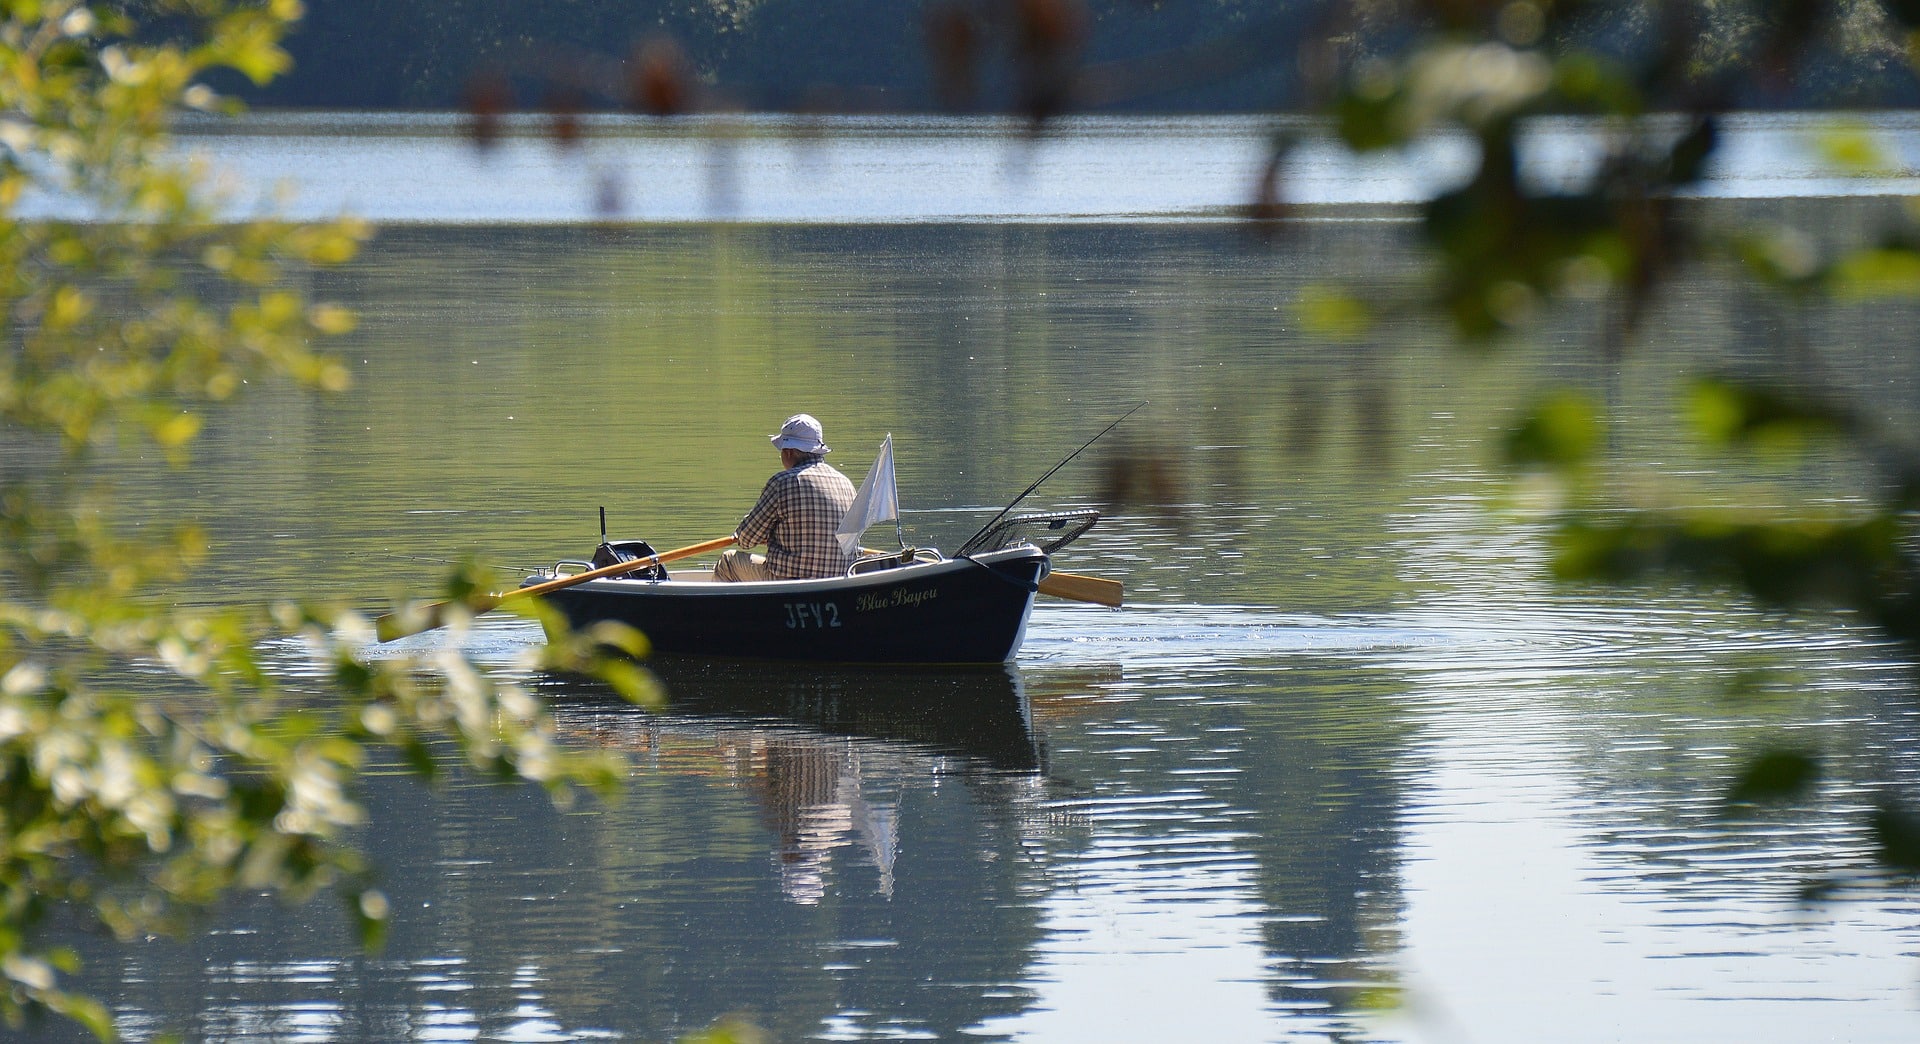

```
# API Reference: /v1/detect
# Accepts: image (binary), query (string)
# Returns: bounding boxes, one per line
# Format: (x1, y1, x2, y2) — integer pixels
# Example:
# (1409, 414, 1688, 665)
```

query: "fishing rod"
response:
(958, 401, 1147, 556)
(347, 549, 540, 575)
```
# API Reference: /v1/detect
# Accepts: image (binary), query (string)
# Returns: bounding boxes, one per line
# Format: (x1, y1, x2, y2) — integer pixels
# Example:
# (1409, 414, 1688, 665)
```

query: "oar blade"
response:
(1038, 570, 1123, 608)
(373, 606, 427, 644)
(374, 593, 502, 643)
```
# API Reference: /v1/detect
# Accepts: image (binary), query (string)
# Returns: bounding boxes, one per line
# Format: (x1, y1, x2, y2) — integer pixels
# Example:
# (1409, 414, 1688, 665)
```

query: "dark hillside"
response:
(243, 0, 1920, 112)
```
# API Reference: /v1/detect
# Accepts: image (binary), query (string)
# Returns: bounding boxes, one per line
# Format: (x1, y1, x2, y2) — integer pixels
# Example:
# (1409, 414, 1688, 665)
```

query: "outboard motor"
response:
(591, 539, 668, 580)
(592, 508, 668, 580)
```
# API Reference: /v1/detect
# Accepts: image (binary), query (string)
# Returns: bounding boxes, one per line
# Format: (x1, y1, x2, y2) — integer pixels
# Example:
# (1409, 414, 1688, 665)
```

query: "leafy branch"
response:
(0, 3, 652, 1037)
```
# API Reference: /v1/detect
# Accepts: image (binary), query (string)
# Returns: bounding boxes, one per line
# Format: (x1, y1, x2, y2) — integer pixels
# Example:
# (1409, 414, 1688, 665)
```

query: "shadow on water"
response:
(533, 659, 1049, 773)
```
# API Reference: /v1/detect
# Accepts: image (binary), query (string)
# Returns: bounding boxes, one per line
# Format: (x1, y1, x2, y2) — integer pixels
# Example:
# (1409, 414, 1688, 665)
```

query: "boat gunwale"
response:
(537, 544, 1048, 599)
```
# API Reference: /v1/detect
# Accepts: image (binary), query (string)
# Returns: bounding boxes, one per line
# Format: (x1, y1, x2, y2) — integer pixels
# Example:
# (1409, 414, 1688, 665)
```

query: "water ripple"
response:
(1024, 602, 1900, 676)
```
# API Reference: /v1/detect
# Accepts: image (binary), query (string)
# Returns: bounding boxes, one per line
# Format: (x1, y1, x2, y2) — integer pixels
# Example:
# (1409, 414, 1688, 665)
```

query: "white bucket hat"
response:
(770, 413, 830, 454)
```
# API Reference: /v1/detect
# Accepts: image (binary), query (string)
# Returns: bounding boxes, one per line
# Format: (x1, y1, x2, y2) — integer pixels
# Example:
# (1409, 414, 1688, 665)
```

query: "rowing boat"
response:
(526, 511, 1098, 665)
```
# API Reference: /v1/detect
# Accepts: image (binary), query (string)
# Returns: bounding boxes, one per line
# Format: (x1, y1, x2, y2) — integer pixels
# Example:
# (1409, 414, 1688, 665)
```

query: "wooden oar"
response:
(1038, 570, 1123, 607)
(374, 535, 738, 642)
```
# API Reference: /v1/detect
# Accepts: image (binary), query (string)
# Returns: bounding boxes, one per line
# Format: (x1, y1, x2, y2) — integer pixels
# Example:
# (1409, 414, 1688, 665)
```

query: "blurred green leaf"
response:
(679, 1015, 772, 1044)
(1551, 51, 1643, 114)
(1871, 800, 1920, 875)
(1797, 876, 1840, 902)
(1826, 245, 1920, 299)
(1813, 124, 1891, 175)
(1725, 748, 1821, 807)
(1685, 376, 1854, 450)
(346, 888, 391, 952)
(1734, 228, 1822, 288)
(587, 620, 650, 660)
(1333, 82, 1405, 151)
(440, 557, 494, 603)
(1294, 285, 1373, 340)
(1503, 391, 1602, 472)
(399, 739, 439, 782)
(594, 658, 663, 708)
(1548, 511, 1908, 644)
(1666, 117, 1719, 185)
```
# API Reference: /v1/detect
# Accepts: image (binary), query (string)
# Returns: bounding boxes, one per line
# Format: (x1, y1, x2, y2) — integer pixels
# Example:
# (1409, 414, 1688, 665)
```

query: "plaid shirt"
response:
(734, 456, 858, 580)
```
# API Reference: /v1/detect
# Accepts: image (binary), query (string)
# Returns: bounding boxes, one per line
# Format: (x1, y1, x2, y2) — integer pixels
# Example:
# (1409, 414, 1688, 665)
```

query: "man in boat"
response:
(715, 413, 859, 582)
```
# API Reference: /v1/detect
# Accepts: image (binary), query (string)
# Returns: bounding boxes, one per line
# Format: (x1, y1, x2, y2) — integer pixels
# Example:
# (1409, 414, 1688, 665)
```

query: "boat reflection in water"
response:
(531, 660, 1045, 905)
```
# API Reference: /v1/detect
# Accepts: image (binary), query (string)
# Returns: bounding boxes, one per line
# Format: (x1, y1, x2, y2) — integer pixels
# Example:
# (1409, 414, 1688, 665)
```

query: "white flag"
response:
(837, 434, 899, 556)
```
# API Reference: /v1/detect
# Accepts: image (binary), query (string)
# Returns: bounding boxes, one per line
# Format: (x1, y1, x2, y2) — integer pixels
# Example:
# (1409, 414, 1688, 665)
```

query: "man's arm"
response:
(733, 473, 786, 549)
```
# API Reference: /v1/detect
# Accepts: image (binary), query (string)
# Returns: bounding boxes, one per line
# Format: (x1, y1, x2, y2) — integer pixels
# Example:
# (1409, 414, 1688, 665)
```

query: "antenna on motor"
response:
(599, 505, 608, 545)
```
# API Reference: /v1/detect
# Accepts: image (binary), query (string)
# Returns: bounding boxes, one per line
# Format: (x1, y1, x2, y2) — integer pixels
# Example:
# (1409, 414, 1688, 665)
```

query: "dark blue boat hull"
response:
(535, 547, 1047, 665)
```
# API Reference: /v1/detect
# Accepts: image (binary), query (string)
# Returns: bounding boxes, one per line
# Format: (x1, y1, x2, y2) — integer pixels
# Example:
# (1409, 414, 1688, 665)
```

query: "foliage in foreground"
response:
(0, 2, 650, 1037)
(9, 0, 1920, 1034)
(1294, 0, 1920, 884)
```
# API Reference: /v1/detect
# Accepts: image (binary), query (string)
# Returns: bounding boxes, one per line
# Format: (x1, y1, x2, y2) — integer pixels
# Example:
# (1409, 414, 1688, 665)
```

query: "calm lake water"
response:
(101, 109, 1920, 222)
(46, 116, 1920, 1041)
